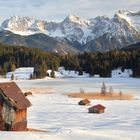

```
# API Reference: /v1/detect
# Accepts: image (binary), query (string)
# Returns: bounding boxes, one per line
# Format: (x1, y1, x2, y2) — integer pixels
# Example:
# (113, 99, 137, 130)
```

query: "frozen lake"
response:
(1, 77, 140, 140)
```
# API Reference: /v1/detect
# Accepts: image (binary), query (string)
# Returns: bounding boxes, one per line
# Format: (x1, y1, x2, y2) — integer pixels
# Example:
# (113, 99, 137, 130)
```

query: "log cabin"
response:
(78, 99, 90, 106)
(88, 104, 105, 114)
(0, 82, 31, 131)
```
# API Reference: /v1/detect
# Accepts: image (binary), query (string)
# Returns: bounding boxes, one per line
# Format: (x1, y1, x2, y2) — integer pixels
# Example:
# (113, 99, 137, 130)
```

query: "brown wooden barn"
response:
(88, 104, 105, 114)
(0, 82, 31, 131)
(78, 99, 90, 105)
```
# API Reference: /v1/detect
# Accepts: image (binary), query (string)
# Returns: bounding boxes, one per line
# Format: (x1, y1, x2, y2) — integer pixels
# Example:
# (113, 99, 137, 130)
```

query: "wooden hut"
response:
(88, 104, 105, 114)
(78, 99, 90, 106)
(0, 82, 31, 131)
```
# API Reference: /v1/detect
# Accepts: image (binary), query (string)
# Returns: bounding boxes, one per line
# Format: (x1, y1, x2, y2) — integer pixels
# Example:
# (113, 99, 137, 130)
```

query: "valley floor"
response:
(0, 77, 140, 140)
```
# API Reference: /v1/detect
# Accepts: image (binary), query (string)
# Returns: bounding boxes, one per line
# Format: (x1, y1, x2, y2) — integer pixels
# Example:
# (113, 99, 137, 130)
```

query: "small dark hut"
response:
(88, 104, 105, 114)
(78, 99, 90, 106)
(0, 82, 31, 131)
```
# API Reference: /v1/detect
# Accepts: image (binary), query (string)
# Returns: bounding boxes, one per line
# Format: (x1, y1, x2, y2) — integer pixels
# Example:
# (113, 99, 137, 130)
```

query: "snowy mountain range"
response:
(0, 10, 140, 52)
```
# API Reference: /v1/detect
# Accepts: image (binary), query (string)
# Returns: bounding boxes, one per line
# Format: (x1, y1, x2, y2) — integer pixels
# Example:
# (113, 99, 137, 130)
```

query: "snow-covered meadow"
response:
(6, 67, 34, 80)
(0, 77, 140, 140)
(5, 67, 133, 80)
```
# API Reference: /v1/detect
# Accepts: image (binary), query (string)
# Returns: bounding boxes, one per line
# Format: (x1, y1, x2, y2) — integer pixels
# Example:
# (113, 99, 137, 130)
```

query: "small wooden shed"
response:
(88, 104, 105, 114)
(78, 99, 90, 106)
(0, 82, 31, 131)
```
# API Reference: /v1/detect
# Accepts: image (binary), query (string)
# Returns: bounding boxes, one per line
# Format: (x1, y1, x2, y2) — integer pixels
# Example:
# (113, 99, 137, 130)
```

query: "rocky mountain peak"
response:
(63, 15, 89, 26)
(1, 15, 33, 31)
(0, 15, 47, 35)
(114, 10, 140, 32)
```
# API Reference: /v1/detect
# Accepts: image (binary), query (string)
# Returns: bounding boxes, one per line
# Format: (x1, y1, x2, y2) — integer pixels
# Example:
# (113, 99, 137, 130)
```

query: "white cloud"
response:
(0, 0, 140, 23)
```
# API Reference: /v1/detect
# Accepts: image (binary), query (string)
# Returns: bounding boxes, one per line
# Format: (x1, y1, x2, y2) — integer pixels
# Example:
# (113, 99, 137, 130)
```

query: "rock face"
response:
(0, 10, 140, 52)
(0, 15, 46, 33)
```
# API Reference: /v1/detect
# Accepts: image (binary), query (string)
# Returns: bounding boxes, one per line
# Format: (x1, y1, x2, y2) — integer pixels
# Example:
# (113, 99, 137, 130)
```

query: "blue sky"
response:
(0, 0, 140, 23)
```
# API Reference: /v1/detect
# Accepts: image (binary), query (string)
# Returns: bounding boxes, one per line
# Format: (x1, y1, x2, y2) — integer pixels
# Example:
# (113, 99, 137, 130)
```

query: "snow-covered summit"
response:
(63, 15, 89, 26)
(115, 10, 140, 32)
(0, 15, 46, 35)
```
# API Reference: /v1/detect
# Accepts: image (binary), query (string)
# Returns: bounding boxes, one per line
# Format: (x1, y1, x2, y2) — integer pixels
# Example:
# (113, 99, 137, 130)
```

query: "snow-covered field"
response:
(0, 77, 140, 140)
(6, 67, 34, 80)
(6, 67, 89, 80)
(6, 67, 133, 80)
(111, 68, 133, 78)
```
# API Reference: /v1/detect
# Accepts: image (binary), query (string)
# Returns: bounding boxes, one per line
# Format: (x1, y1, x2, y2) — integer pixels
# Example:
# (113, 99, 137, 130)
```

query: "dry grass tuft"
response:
(22, 87, 55, 94)
(66, 92, 133, 100)
(26, 128, 48, 132)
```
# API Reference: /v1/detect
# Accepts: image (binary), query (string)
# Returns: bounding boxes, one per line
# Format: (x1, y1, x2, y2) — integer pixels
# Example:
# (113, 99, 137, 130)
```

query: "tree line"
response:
(61, 49, 140, 77)
(0, 43, 61, 78)
(0, 43, 140, 78)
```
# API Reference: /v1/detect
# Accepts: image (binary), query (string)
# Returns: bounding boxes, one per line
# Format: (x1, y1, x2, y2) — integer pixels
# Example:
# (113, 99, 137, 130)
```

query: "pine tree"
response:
(0, 66, 3, 75)
(11, 73, 14, 80)
(78, 68, 83, 75)
(30, 74, 33, 79)
(50, 70, 55, 78)
(11, 63, 16, 72)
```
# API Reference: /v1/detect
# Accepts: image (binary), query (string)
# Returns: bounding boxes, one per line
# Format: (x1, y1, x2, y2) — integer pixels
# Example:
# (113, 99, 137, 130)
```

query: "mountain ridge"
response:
(0, 30, 80, 54)
(0, 10, 140, 52)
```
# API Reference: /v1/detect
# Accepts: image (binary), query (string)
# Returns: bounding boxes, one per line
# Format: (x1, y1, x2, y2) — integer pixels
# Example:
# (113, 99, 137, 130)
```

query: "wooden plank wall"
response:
(14, 109, 27, 123)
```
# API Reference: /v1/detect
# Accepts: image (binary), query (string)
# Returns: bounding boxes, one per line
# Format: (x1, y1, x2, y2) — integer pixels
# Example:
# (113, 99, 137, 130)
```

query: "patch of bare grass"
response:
(26, 128, 48, 132)
(22, 87, 55, 94)
(66, 92, 133, 100)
